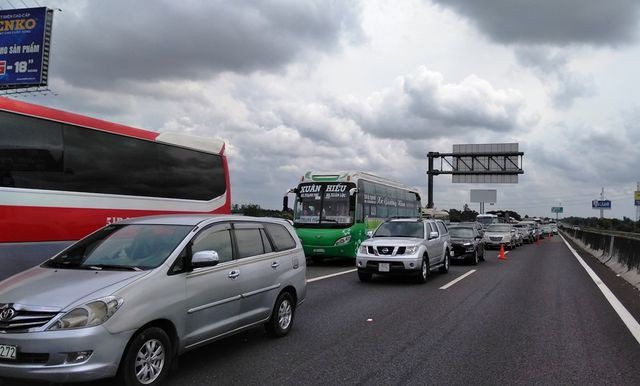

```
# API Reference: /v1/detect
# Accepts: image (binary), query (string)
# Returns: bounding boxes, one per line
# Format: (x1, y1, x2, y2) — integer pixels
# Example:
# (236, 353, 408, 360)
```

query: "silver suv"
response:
(356, 218, 451, 283)
(0, 215, 306, 385)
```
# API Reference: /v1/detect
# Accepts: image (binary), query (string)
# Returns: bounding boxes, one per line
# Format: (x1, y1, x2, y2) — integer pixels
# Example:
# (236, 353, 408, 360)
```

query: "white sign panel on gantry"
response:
(452, 143, 520, 183)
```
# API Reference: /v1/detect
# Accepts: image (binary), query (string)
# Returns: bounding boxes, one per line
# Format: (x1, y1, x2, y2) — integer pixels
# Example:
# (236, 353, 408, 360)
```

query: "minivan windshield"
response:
(42, 224, 193, 271)
(374, 222, 424, 238)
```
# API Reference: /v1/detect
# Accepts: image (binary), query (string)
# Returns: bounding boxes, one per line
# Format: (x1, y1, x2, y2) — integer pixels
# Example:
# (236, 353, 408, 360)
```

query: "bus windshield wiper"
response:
(82, 264, 143, 271)
(321, 218, 339, 224)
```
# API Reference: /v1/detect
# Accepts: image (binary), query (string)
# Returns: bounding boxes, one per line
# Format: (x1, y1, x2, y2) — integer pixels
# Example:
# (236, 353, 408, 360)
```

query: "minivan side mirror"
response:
(192, 250, 220, 269)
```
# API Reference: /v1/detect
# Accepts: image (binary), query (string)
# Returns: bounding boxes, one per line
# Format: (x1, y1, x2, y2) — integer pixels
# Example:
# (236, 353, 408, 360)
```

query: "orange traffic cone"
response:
(536, 236, 540, 246)
(499, 244, 506, 260)
(548, 232, 552, 240)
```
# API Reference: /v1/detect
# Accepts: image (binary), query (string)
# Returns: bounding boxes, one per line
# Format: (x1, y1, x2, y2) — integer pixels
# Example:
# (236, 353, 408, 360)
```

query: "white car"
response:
(356, 218, 450, 283)
(483, 223, 516, 249)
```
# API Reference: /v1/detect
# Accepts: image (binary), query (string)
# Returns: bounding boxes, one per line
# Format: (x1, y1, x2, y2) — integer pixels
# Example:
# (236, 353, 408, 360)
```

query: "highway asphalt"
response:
(2, 235, 640, 385)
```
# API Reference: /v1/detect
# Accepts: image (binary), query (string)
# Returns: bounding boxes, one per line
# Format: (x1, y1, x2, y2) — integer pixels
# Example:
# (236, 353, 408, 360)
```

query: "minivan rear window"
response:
(264, 223, 297, 251)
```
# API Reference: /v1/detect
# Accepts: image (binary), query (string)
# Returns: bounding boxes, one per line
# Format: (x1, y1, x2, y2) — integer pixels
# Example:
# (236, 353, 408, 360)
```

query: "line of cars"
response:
(0, 212, 561, 385)
(354, 217, 560, 283)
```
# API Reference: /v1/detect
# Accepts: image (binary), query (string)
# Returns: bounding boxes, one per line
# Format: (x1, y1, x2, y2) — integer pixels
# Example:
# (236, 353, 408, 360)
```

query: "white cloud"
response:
(339, 67, 530, 139)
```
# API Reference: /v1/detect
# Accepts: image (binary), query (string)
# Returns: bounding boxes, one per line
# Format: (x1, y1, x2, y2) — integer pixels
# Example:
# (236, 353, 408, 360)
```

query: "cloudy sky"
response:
(9, 0, 640, 219)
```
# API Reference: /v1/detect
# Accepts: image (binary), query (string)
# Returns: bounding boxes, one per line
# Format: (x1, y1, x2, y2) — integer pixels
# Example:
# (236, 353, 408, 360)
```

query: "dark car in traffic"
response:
(448, 225, 485, 265)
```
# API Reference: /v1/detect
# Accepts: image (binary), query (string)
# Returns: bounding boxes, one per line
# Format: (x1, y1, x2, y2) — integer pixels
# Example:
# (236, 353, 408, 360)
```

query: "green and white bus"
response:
(283, 171, 421, 260)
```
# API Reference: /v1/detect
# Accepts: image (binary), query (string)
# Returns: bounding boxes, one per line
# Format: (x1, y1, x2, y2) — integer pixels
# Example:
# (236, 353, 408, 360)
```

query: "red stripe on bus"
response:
(0, 205, 230, 243)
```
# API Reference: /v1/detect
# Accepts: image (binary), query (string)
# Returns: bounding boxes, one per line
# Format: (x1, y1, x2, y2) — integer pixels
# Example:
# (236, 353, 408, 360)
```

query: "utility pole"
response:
(600, 187, 605, 219)
(636, 182, 639, 224)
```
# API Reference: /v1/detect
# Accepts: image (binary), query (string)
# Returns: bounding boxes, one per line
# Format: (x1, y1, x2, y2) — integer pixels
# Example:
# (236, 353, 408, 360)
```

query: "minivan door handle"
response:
(228, 270, 240, 279)
(271, 262, 280, 269)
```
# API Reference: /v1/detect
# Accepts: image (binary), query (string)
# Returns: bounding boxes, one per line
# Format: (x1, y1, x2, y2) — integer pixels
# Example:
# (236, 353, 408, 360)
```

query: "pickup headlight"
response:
(335, 235, 352, 246)
(404, 245, 419, 255)
(358, 244, 368, 254)
(48, 296, 123, 330)
(463, 242, 475, 252)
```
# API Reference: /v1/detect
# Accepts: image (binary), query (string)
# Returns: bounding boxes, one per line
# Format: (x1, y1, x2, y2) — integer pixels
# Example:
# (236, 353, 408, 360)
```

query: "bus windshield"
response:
(294, 182, 354, 226)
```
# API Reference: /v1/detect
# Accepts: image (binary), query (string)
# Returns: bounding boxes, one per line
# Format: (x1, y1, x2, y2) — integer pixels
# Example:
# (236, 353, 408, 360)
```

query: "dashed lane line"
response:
(307, 269, 357, 283)
(439, 269, 477, 290)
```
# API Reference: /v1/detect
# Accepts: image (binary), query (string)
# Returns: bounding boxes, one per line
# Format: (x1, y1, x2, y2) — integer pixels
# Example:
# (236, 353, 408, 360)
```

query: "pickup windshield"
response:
(374, 222, 424, 238)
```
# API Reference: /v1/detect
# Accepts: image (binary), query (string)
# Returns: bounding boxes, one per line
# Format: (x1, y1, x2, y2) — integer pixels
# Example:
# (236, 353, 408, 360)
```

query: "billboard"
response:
(551, 207, 563, 213)
(592, 200, 611, 210)
(635, 191, 640, 206)
(0, 7, 54, 90)
(470, 189, 497, 203)
(452, 143, 521, 183)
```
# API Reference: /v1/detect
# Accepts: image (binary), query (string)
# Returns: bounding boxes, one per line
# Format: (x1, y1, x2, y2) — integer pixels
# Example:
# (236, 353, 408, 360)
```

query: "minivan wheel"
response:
(118, 327, 172, 386)
(439, 253, 450, 274)
(266, 292, 295, 337)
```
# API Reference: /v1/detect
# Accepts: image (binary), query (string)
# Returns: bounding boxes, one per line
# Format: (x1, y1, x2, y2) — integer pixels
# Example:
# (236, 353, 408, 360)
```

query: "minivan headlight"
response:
(48, 296, 123, 330)
(335, 235, 352, 246)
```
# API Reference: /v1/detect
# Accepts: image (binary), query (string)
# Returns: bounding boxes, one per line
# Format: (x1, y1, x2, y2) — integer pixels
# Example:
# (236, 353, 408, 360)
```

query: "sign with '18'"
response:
(0, 7, 54, 89)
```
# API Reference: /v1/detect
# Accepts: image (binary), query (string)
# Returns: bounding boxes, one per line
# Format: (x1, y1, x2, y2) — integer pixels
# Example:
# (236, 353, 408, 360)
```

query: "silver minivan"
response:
(0, 215, 306, 385)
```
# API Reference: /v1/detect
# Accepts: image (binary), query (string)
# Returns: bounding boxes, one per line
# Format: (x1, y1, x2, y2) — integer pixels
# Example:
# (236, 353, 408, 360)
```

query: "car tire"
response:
(118, 327, 172, 386)
(471, 250, 479, 265)
(265, 291, 295, 337)
(358, 270, 373, 282)
(439, 252, 450, 274)
(414, 256, 429, 283)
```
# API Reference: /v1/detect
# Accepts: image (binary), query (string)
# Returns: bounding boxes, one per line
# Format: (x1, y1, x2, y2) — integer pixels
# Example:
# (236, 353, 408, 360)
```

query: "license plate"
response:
(0, 344, 17, 360)
(450, 250, 455, 257)
(313, 249, 325, 253)
(378, 263, 390, 272)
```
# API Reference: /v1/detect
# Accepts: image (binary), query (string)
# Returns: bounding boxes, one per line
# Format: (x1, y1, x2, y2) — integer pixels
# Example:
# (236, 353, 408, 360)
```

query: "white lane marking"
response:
(560, 235, 640, 345)
(307, 268, 357, 283)
(439, 269, 477, 290)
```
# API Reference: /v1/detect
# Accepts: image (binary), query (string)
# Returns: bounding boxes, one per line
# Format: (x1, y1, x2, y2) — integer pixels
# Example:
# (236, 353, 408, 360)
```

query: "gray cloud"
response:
(338, 67, 530, 139)
(515, 47, 595, 109)
(430, 0, 640, 46)
(52, 0, 363, 88)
